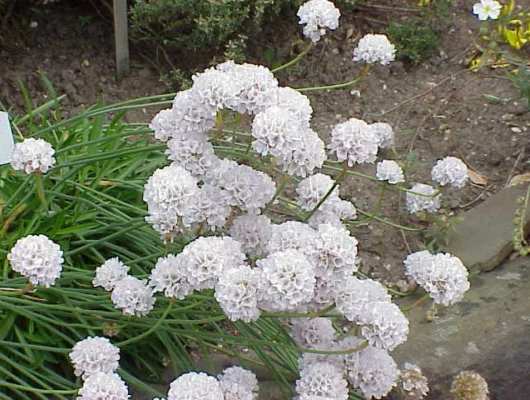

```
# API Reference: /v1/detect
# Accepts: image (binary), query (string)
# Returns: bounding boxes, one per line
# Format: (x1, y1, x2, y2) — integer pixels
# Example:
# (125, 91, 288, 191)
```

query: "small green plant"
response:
(384, 19, 439, 64)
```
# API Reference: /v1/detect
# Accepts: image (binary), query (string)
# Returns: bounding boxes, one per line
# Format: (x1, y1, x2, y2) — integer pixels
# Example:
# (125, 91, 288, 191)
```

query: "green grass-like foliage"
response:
(384, 19, 439, 64)
(0, 85, 312, 399)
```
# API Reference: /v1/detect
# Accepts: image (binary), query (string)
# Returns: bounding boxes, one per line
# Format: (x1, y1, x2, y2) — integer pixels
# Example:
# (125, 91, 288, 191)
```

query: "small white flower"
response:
(76, 372, 129, 400)
(291, 317, 336, 349)
(297, 0, 341, 43)
(184, 184, 231, 231)
(149, 254, 194, 300)
(256, 249, 316, 312)
(7, 234, 63, 287)
(166, 132, 219, 179)
(406, 183, 440, 213)
(376, 160, 405, 184)
(267, 221, 320, 259)
(230, 214, 272, 257)
(358, 301, 409, 351)
(353, 34, 396, 65)
(70, 337, 120, 379)
(218, 366, 259, 400)
(277, 128, 327, 178)
(191, 67, 240, 111)
(93, 258, 129, 291)
(215, 265, 261, 322)
(404, 251, 470, 306)
(431, 157, 468, 189)
(370, 122, 395, 149)
(344, 344, 398, 399)
(473, 0, 502, 21)
(11, 138, 56, 174)
(167, 372, 223, 400)
(111, 276, 155, 317)
(274, 87, 313, 128)
(296, 361, 349, 400)
(329, 118, 380, 166)
(400, 362, 429, 399)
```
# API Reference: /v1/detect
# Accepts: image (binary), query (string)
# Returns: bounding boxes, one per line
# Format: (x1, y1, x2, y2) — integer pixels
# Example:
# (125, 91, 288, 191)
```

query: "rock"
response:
(393, 256, 530, 399)
(441, 184, 530, 272)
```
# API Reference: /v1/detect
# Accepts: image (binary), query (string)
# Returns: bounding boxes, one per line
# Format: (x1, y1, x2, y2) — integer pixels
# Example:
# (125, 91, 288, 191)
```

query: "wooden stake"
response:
(113, 0, 130, 80)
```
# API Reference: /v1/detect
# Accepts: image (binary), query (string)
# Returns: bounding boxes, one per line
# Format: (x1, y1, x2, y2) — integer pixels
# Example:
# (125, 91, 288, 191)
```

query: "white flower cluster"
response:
(376, 160, 404, 184)
(400, 362, 429, 399)
(93, 257, 155, 317)
(295, 361, 349, 399)
(229, 214, 272, 257)
(404, 250, 470, 306)
(165, 367, 258, 400)
(353, 34, 396, 65)
(69, 336, 129, 400)
(431, 156, 468, 189)
(297, 0, 341, 43)
(7, 234, 63, 287)
(406, 183, 440, 214)
(11, 138, 56, 174)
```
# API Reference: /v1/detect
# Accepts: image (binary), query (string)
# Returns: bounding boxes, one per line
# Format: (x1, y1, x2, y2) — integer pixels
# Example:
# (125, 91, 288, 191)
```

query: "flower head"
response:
(218, 366, 259, 400)
(296, 361, 349, 400)
(473, 0, 502, 21)
(149, 254, 194, 300)
(406, 183, 440, 214)
(400, 362, 429, 399)
(376, 160, 405, 184)
(184, 184, 231, 231)
(93, 258, 129, 291)
(168, 372, 223, 400)
(353, 34, 396, 65)
(70, 337, 120, 378)
(291, 317, 336, 349)
(370, 122, 395, 149)
(256, 249, 316, 312)
(297, 0, 341, 43)
(274, 87, 313, 128)
(277, 128, 327, 178)
(358, 301, 409, 351)
(431, 157, 468, 188)
(76, 372, 129, 400)
(230, 214, 272, 257)
(451, 370, 489, 400)
(11, 138, 56, 174)
(329, 118, 380, 166)
(111, 276, 155, 317)
(267, 221, 319, 255)
(215, 264, 261, 322)
(404, 251, 470, 306)
(166, 132, 219, 179)
(8, 234, 63, 287)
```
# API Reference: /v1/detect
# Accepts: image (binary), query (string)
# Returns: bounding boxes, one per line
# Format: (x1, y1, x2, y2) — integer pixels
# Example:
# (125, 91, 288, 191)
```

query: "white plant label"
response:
(0, 112, 15, 165)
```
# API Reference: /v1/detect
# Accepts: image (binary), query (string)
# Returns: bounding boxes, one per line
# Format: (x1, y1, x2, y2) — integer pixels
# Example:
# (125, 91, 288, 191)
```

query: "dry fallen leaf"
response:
(508, 172, 530, 187)
(468, 169, 488, 185)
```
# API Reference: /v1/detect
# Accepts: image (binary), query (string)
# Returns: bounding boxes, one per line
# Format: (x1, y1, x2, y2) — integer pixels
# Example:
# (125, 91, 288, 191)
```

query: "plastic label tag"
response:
(0, 112, 15, 165)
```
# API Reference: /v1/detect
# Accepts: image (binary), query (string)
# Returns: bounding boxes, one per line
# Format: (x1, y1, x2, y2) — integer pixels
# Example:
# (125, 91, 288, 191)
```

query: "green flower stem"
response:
(401, 293, 431, 313)
(303, 160, 348, 222)
(0, 381, 77, 395)
(354, 185, 386, 224)
(352, 209, 426, 232)
(119, 368, 166, 398)
(272, 42, 314, 73)
(117, 300, 174, 347)
(0, 340, 70, 353)
(263, 174, 290, 213)
(308, 303, 336, 319)
(296, 64, 371, 92)
(355, 271, 417, 297)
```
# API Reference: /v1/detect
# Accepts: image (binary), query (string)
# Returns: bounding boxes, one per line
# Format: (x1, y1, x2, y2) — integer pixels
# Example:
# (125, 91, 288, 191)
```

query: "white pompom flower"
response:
(11, 138, 56, 174)
(218, 366, 259, 400)
(313, 223, 358, 280)
(274, 87, 313, 128)
(149, 254, 194, 300)
(229, 214, 272, 257)
(70, 336, 120, 379)
(267, 221, 319, 256)
(215, 265, 261, 322)
(277, 128, 327, 178)
(431, 157, 468, 189)
(93, 258, 129, 291)
(166, 132, 219, 179)
(400, 362, 429, 399)
(184, 184, 231, 231)
(7, 234, 63, 287)
(473, 0, 502, 21)
(296, 361, 349, 400)
(353, 34, 396, 65)
(191, 67, 240, 111)
(376, 160, 405, 184)
(291, 317, 336, 349)
(256, 249, 316, 312)
(406, 183, 440, 214)
(344, 344, 399, 399)
(76, 372, 129, 400)
(167, 372, 223, 400)
(404, 251, 470, 306)
(370, 122, 395, 149)
(357, 301, 409, 351)
(178, 236, 246, 291)
(329, 118, 380, 166)
(170, 89, 216, 138)
(111, 276, 155, 317)
(297, 0, 341, 43)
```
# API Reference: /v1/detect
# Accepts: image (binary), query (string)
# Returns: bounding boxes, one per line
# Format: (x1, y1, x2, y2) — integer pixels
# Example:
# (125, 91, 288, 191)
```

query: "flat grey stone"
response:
(442, 184, 530, 272)
(392, 256, 530, 399)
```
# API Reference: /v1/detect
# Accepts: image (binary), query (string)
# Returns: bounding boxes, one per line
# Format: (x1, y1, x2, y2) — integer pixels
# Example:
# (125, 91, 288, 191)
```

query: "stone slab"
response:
(392, 256, 530, 399)
(442, 184, 530, 272)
